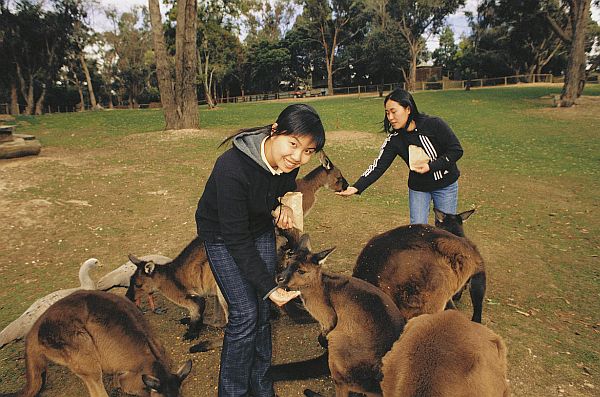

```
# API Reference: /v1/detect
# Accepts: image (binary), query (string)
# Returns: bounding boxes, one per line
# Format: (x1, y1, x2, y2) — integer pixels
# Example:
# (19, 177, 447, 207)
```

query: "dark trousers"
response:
(205, 230, 276, 397)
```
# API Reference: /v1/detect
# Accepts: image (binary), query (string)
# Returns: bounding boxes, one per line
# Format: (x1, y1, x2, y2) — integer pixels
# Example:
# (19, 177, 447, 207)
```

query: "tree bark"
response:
(34, 85, 46, 115)
(546, 0, 591, 107)
(79, 53, 98, 109)
(175, 0, 199, 129)
(10, 81, 20, 115)
(198, 46, 216, 109)
(148, 0, 180, 129)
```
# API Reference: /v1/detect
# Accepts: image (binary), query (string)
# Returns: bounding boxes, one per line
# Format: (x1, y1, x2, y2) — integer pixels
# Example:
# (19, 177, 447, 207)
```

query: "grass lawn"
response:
(1, 84, 599, 396)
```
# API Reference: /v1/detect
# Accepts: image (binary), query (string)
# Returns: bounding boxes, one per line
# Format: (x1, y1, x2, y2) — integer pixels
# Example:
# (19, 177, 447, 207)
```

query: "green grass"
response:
(2, 84, 600, 396)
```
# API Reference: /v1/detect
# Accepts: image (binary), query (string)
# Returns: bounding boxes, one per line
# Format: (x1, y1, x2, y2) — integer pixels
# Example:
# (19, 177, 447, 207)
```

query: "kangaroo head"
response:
(433, 208, 475, 237)
(125, 254, 158, 303)
(276, 234, 336, 290)
(142, 360, 192, 397)
(319, 151, 349, 192)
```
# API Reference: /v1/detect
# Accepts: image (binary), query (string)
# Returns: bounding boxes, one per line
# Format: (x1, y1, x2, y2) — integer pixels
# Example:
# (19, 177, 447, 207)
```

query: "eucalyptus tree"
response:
(432, 26, 458, 76)
(474, 0, 566, 78)
(298, 0, 368, 94)
(0, 0, 80, 115)
(544, 0, 598, 106)
(148, 0, 198, 129)
(388, 0, 464, 90)
(104, 6, 152, 108)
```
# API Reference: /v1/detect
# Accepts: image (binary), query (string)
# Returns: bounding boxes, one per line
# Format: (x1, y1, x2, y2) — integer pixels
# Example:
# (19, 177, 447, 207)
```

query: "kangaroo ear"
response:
(298, 234, 312, 251)
(128, 254, 143, 266)
(314, 247, 336, 265)
(459, 209, 476, 221)
(433, 208, 447, 223)
(176, 360, 193, 381)
(144, 261, 156, 275)
(142, 374, 161, 392)
(318, 151, 332, 170)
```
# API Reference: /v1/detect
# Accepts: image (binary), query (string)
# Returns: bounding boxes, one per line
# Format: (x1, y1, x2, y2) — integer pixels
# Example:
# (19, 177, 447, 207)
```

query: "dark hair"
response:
(383, 88, 422, 133)
(220, 104, 326, 151)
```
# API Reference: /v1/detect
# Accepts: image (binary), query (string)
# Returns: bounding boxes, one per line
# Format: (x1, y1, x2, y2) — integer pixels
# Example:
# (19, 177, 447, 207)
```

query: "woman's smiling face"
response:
(265, 133, 317, 173)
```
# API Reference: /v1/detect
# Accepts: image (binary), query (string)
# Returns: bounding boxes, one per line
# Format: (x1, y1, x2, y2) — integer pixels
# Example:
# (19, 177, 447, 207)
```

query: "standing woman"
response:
(195, 104, 326, 397)
(337, 88, 463, 224)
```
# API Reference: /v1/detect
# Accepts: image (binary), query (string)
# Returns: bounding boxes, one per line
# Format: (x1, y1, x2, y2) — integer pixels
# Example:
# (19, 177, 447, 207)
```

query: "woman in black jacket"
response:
(337, 88, 463, 224)
(195, 104, 326, 397)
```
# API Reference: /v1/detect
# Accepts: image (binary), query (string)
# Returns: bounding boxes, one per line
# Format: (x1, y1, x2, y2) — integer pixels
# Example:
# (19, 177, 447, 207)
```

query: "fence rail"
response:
(2, 73, 596, 115)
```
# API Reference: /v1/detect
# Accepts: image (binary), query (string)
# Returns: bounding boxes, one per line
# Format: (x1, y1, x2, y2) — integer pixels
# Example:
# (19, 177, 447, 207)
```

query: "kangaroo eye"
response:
(296, 269, 306, 275)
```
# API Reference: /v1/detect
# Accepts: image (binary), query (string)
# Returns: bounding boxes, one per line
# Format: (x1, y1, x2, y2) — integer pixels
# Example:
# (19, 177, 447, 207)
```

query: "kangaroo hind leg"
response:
(470, 271, 486, 323)
(60, 334, 109, 397)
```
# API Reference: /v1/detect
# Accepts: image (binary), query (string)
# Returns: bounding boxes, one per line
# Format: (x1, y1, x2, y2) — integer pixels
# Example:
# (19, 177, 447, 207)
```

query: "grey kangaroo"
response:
(275, 234, 405, 396)
(17, 290, 191, 397)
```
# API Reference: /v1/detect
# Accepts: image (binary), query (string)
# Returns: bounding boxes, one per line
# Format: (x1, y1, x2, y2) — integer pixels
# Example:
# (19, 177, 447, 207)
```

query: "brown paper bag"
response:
(409, 145, 430, 171)
(280, 191, 304, 232)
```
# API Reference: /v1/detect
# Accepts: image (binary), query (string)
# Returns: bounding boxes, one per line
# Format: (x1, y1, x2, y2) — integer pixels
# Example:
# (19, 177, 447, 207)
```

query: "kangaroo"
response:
(380, 310, 509, 397)
(275, 234, 405, 396)
(17, 290, 192, 397)
(296, 152, 349, 216)
(352, 208, 486, 323)
(126, 237, 227, 341)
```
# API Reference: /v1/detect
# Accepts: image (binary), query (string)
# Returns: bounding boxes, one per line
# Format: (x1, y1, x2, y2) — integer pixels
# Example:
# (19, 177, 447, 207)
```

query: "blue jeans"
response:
(204, 230, 276, 397)
(408, 181, 458, 224)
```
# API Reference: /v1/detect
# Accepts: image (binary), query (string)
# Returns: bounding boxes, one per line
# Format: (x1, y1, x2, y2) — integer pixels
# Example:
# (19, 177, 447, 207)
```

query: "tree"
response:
(104, 7, 152, 108)
(544, 0, 595, 106)
(148, 0, 198, 129)
(388, 0, 464, 90)
(300, 0, 367, 94)
(1, 0, 80, 115)
(432, 26, 457, 76)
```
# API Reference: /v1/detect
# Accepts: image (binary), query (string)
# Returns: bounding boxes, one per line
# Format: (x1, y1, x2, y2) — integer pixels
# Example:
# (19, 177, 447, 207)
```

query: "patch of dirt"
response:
(527, 95, 600, 120)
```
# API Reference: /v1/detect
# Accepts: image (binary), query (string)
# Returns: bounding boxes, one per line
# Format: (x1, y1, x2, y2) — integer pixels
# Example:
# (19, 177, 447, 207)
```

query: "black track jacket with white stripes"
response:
(353, 115, 463, 193)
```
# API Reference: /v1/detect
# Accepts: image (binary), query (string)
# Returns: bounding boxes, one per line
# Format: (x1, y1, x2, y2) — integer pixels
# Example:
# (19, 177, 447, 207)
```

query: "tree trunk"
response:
(559, 0, 591, 107)
(74, 72, 85, 111)
(34, 85, 46, 115)
(10, 81, 20, 115)
(25, 79, 34, 115)
(199, 47, 216, 109)
(79, 53, 98, 109)
(175, 0, 199, 129)
(148, 0, 179, 129)
(407, 41, 420, 92)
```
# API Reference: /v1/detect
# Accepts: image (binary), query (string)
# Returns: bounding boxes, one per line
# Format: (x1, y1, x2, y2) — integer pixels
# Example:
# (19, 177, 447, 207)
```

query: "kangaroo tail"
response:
(189, 338, 223, 353)
(19, 342, 48, 397)
(269, 351, 329, 381)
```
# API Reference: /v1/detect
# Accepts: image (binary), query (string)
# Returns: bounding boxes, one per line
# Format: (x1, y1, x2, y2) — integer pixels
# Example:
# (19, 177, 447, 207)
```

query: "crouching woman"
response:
(195, 104, 326, 397)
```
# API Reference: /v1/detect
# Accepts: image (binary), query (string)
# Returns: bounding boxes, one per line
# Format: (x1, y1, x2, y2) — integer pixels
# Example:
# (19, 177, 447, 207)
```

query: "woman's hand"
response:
(273, 204, 295, 229)
(335, 186, 358, 197)
(412, 163, 430, 174)
(268, 288, 301, 306)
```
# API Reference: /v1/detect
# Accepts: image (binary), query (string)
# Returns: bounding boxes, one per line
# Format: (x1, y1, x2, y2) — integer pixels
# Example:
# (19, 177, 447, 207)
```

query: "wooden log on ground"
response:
(0, 134, 41, 159)
(0, 125, 15, 143)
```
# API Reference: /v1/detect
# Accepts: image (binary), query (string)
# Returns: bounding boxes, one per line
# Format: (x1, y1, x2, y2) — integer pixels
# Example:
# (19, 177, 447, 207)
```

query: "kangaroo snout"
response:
(340, 178, 349, 191)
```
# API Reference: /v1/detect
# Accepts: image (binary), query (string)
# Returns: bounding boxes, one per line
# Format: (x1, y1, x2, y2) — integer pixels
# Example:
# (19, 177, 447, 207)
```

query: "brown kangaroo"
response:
(352, 208, 486, 323)
(296, 152, 349, 216)
(126, 237, 227, 341)
(381, 310, 509, 397)
(275, 235, 405, 396)
(17, 290, 192, 397)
